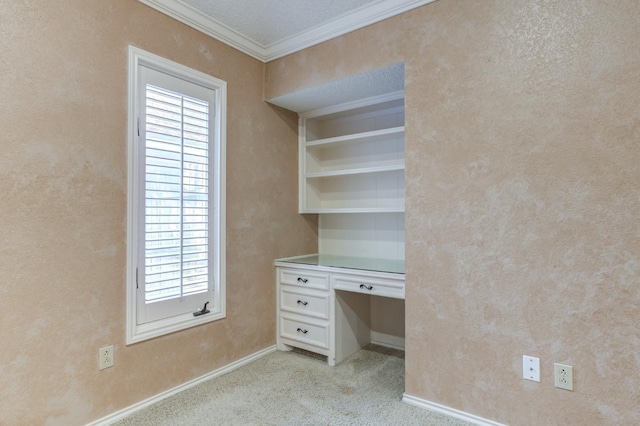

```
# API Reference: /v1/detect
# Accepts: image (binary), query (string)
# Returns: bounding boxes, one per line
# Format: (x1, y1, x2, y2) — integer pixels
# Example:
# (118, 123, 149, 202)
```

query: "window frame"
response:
(126, 45, 226, 345)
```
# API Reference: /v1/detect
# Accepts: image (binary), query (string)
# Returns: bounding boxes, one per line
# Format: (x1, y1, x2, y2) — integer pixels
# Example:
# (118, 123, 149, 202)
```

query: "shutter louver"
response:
(144, 84, 210, 303)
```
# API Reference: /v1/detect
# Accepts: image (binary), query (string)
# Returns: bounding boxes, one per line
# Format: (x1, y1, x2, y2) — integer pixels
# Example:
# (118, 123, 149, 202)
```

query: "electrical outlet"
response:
(99, 345, 114, 370)
(554, 363, 573, 391)
(523, 355, 540, 382)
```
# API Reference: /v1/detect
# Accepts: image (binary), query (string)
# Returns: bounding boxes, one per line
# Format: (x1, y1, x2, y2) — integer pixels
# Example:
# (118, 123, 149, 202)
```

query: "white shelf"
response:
(306, 164, 405, 179)
(305, 126, 404, 148)
(302, 207, 405, 214)
(299, 93, 405, 215)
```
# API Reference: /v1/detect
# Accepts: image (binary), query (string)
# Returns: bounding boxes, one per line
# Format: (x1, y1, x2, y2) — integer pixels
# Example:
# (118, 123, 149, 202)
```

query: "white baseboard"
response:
(89, 345, 277, 426)
(402, 393, 506, 426)
(370, 331, 405, 350)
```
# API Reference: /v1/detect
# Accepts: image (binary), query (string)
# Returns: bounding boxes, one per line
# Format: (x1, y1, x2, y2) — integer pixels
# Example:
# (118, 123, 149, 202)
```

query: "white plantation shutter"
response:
(144, 84, 210, 303)
(127, 46, 226, 344)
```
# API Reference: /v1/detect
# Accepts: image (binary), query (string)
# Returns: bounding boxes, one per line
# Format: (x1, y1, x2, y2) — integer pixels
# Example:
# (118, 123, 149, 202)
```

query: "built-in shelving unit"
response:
(271, 68, 407, 365)
(299, 91, 405, 214)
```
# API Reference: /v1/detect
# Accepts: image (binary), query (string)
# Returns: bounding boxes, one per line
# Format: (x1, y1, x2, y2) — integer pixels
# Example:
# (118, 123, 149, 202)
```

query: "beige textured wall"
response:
(0, 1, 317, 424)
(266, 1, 640, 424)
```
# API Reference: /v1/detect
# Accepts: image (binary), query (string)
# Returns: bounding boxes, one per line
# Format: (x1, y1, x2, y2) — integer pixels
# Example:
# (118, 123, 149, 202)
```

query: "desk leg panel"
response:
(334, 290, 371, 365)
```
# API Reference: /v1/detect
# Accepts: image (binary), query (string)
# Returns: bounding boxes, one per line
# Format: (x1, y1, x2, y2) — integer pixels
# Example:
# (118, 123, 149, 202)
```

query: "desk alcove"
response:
(269, 63, 406, 366)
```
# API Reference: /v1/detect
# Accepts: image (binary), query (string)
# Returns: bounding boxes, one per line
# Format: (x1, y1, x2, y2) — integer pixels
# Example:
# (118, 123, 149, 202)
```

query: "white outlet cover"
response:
(523, 355, 540, 382)
(99, 345, 114, 370)
(554, 363, 573, 391)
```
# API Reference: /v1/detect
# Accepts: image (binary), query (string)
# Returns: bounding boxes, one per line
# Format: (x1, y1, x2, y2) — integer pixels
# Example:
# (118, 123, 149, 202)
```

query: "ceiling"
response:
(138, 0, 436, 62)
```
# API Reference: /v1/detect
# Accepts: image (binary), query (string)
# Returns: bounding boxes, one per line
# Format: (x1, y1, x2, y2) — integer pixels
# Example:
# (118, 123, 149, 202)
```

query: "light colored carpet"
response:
(113, 345, 471, 425)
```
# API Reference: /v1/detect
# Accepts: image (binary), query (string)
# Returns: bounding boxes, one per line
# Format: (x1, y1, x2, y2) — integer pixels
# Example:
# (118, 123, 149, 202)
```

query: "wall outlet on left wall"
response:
(99, 345, 114, 370)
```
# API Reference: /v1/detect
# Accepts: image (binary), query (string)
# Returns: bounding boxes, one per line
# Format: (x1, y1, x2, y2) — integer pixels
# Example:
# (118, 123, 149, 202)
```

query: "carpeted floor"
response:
(113, 345, 471, 425)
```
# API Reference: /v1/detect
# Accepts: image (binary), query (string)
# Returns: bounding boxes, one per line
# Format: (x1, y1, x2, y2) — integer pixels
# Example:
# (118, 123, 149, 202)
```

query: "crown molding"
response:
(262, 0, 437, 61)
(138, 0, 266, 61)
(138, 0, 437, 63)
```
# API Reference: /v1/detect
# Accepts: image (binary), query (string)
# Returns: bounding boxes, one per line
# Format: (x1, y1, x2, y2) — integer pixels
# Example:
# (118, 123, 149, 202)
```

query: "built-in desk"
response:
(275, 254, 405, 366)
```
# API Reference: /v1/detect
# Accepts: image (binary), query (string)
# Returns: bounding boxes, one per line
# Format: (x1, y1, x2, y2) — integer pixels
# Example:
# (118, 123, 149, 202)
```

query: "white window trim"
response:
(126, 45, 226, 344)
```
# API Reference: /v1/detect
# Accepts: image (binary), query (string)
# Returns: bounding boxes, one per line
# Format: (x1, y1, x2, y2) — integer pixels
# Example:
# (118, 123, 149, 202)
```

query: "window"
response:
(126, 46, 226, 344)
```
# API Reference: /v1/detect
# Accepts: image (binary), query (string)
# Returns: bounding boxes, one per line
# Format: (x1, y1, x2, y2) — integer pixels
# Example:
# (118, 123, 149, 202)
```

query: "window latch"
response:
(193, 301, 210, 317)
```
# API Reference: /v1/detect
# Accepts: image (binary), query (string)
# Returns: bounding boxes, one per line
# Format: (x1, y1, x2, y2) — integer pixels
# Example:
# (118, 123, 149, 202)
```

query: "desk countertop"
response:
(275, 254, 405, 275)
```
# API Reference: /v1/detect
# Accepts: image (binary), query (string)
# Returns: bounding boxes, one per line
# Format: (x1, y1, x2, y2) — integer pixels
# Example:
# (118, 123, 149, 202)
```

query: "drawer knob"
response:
(297, 328, 308, 334)
(360, 284, 373, 291)
(297, 277, 309, 283)
(297, 300, 309, 306)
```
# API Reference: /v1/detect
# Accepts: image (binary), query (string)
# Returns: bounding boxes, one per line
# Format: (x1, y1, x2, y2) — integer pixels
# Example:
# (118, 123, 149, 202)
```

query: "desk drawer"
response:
(279, 268, 329, 291)
(280, 315, 329, 349)
(333, 274, 405, 299)
(280, 287, 329, 319)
